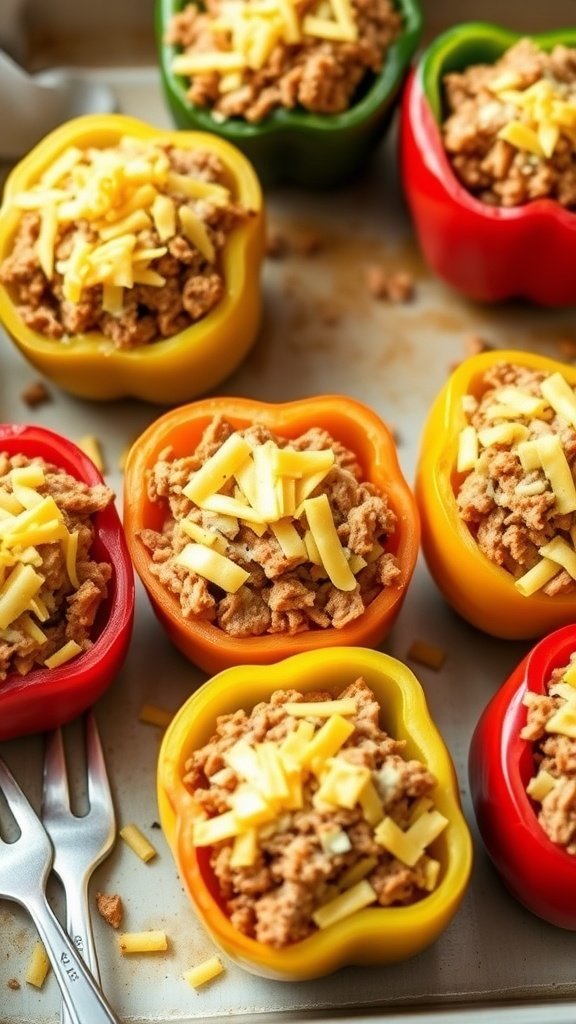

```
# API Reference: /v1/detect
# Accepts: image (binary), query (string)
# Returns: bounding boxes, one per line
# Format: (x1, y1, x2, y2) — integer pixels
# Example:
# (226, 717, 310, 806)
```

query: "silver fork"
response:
(42, 710, 116, 1024)
(0, 754, 120, 1024)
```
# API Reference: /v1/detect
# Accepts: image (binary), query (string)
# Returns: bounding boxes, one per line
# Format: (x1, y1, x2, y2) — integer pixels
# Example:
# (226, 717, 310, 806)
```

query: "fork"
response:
(0, 754, 120, 1024)
(42, 710, 116, 1024)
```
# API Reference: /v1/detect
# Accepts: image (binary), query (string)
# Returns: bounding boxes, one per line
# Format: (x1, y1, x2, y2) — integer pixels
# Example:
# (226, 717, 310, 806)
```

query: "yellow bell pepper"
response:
(0, 114, 265, 404)
(416, 349, 576, 639)
(157, 646, 472, 980)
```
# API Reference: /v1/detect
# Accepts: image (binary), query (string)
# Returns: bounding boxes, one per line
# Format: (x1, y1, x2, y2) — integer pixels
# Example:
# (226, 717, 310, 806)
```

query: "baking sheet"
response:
(3, 3, 576, 1019)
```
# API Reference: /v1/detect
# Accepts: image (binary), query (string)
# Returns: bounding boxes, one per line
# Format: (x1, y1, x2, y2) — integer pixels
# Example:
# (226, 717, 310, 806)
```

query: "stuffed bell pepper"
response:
(0, 113, 265, 404)
(157, 0, 422, 186)
(416, 349, 576, 640)
(0, 423, 134, 740)
(470, 622, 576, 929)
(158, 646, 473, 979)
(400, 22, 576, 304)
(123, 395, 420, 674)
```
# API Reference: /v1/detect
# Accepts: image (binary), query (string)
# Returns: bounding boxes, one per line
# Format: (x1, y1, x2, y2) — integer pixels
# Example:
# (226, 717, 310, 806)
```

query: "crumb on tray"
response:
(96, 891, 124, 930)
(365, 265, 414, 303)
(20, 380, 51, 408)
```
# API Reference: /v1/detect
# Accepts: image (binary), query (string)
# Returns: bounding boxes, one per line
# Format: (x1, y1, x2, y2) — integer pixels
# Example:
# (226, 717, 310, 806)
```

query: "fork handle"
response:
(64, 873, 100, 981)
(27, 889, 120, 1024)
(61, 875, 100, 1024)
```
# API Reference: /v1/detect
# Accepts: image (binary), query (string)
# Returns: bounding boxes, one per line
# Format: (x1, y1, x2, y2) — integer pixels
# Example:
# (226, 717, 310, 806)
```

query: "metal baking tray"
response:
(2, 2, 576, 1020)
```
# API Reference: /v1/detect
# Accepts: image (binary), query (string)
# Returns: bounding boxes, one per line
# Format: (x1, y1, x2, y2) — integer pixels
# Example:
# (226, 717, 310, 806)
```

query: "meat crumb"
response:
(557, 339, 576, 361)
(291, 230, 324, 257)
(465, 334, 493, 356)
(96, 892, 123, 929)
(20, 380, 51, 407)
(365, 265, 414, 303)
(265, 229, 289, 259)
(7, 979, 20, 990)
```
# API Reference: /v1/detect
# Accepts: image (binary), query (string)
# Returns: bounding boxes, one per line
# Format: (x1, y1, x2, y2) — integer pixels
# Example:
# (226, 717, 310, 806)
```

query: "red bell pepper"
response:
(399, 22, 576, 305)
(0, 424, 135, 740)
(469, 623, 576, 929)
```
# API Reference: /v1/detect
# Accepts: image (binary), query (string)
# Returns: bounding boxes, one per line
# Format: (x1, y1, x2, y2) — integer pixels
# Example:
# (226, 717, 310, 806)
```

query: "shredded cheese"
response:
(175, 425, 379, 594)
(13, 135, 225, 314)
(496, 78, 576, 159)
(183, 956, 225, 988)
(171, 0, 358, 88)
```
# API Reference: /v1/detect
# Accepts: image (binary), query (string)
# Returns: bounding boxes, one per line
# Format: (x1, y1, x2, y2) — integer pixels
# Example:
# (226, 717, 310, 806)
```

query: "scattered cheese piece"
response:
(300, 713, 355, 769)
(176, 542, 250, 593)
(526, 768, 557, 801)
(515, 557, 560, 597)
(457, 425, 478, 473)
(374, 809, 448, 868)
(312, 879, 376, 929)
(316, 758, 371, 810)
(178, 205, 216, 263)
(76, 434, 105, 473)
(184, 433, 252, 504)
(545, 701, 576, 738)
(0, 563, 44, 630)
(534, 433, 576, 514)
(138, 703, 174, 728)
(25, 941, 50, 988)
(118, 931, 168, 954)
(283, 698, 357, 718)
(407, 639, 446, 671)
(477, 422, 529, 448)
(44, 639, 83, 669)
(120, 823, 158, 862)
(496, 386, 549, 418)
(304, 493, 356, 591)
(539, 536, 576, 580)
(540, 372, 576, 429)
(337, 855, 378, 890)
(183, 956, 225, 988)
(498, 121, 544, 157)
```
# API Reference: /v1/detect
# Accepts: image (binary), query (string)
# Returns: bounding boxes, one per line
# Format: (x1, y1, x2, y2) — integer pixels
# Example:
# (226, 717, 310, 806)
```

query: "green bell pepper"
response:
(156, 0, 422, 187)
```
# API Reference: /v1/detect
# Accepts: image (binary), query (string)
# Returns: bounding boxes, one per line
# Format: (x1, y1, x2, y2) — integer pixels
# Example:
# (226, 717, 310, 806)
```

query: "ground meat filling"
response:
(0, 138, 248, 348)
(0, 453, 113, 682)
(442, 39, 576, 208)
(521, 656, 576, 853)
(455, 362, 576, 597)
(184, 678, 445, 947)
(139, 416, 401, 637)
(167, 0, 402, 123)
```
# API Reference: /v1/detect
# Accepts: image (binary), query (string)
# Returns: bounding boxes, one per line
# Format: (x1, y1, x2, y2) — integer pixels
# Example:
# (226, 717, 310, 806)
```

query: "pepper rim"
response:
(156, 0, 422, 138)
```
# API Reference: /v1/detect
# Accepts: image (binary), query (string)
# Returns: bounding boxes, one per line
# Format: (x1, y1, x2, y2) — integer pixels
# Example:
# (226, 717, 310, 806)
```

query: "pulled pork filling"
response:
(522, 656, 576, 853)
(0, 137, 248, 348)
(0, 453, 113, 681)
(185, 677, 447, 947)
(442, 38, 576, 208)
(167, 0, 402, 123)
(456, 362, 576, 597)
(139, 415, 401, 636)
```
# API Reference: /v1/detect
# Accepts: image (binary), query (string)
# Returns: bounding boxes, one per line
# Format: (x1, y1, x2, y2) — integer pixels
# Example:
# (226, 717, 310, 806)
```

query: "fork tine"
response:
(42, 726, 71, 816)
(85, 710, 114, 819)
(0, 756, 52, 841)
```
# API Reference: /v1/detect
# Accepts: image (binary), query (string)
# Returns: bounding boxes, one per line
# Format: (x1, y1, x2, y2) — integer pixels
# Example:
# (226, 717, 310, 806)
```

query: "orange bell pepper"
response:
(0, 113, 265, 405)
(157, 646, 473, 980)
(123, 395, 420, 673)
(416, 349, 576, 640)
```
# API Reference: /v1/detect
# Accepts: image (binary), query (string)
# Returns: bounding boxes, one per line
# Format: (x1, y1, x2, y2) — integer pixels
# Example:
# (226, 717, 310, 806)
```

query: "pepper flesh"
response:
(416, 349, 576, 640)
(156, 0, 422, 187)
(469, 623, 576, 929)
(0, 423, 134, 740)
(399, 23, 576, 305)
(0, 113, 265, 404)
(158, 645, 472, 979)
(123, 395, 420, 674)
